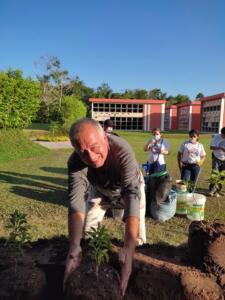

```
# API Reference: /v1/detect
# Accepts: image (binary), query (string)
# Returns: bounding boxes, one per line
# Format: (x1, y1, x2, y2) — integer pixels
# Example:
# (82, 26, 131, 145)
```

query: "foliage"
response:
(183, 180, 194, 193)
(87, 224, 112, 276)
(36, 135, 68, 142)
(0, 129, 48, 164)
(0, 69, 40, 128)
(195, 92, 204, 99)
(5, 210, 31, 253)
(61, 96, 87, 132)
(208, 170, 225, 190)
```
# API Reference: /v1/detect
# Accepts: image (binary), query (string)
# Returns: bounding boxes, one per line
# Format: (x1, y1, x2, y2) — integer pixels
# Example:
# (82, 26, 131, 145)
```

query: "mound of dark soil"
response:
(65, 262, 121, 300)
(188, 219, 225, 275)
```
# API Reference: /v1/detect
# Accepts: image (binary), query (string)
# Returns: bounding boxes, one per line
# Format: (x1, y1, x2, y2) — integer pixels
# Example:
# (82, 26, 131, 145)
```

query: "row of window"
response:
(100, 117, 143, 130)
(202, 121, 219, 132)
(203, 105, 220, 112)
(93, 103, 143, 113)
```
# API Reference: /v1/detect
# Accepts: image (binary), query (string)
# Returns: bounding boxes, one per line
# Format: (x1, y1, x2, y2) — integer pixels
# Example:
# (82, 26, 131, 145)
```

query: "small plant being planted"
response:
(87, 224, 112, 277)
(65, 224, 121, 300)
(208, 170, 225, 195)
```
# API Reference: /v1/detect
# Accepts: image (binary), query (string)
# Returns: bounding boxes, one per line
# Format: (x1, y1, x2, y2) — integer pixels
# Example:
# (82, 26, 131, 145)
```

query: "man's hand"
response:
(118, 246, 134, 297)
(63, 245, 82, 290)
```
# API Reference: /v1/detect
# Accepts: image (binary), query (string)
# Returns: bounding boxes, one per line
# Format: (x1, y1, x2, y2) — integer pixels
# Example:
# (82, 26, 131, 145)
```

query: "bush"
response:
(0, 69, 40, 128)
(61, 96, 87, 132)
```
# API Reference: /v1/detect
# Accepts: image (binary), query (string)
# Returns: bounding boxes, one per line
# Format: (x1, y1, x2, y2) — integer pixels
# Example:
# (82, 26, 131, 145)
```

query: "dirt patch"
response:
(65, 262, 121, 300)
(0, 220, 225, 300)
(188, 219, 225, 276)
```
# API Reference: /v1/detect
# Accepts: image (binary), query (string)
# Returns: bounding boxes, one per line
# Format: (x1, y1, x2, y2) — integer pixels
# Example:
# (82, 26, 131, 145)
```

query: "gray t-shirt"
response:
(67, 134, 142, 219)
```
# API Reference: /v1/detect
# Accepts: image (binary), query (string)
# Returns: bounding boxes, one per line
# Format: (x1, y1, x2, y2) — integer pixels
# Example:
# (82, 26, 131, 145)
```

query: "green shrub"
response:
(36, 135, 68, 142)
(0, 69, 40, 128)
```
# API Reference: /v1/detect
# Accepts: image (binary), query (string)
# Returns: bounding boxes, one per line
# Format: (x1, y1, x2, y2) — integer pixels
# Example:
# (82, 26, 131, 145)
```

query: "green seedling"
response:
(183, 180, 194, 193)
(5, 210, 31, 255)
(87, 224, 112, 277)
(208, 170, 225, 192)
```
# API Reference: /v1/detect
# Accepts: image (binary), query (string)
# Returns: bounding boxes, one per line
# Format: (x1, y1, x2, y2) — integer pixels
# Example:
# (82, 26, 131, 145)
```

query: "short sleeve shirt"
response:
(179, 141, 206, 164)
(210, 134, 225, 161)
(147, 138, 170, 165)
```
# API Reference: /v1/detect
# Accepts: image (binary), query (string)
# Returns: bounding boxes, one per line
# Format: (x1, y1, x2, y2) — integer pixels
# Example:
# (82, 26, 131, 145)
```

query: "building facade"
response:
(89, 98, 166, 131)
(200, 93, 225, 133)
(164, 105, 178, 130)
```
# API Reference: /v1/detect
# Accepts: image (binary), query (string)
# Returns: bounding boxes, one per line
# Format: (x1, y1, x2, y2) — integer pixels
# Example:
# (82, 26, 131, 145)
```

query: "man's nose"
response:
(86, 149, 98, 161)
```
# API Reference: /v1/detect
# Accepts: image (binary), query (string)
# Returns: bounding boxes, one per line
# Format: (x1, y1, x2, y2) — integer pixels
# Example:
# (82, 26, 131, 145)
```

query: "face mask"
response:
(190, 137, 197, 143)
(107, 127, 113, 133)
(154, 134, 161, 141)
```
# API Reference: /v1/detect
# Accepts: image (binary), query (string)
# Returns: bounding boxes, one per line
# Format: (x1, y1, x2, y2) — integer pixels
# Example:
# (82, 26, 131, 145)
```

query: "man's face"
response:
(76, 124, 109, 168)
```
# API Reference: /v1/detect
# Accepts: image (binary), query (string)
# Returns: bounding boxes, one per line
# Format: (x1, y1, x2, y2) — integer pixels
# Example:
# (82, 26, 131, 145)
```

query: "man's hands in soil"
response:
(63, 245, 82, 290)
(119, 246, 134, 297)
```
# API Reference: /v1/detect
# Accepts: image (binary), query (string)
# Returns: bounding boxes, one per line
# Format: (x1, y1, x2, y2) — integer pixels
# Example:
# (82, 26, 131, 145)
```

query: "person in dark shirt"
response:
(64, 118, 146, 296)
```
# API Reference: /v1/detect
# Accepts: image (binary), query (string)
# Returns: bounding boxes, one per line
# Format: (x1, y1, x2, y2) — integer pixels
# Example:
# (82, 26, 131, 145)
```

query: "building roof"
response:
(89, 98, 166, 104)
(198, 93, 225, 102)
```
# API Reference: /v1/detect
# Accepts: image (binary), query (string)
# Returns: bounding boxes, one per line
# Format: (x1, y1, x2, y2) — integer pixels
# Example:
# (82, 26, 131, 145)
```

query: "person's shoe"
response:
(207, 191, 215, 197)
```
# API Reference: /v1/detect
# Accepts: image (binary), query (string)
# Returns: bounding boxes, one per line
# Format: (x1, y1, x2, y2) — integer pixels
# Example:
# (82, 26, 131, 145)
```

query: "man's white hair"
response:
(69, 118, 104, 148)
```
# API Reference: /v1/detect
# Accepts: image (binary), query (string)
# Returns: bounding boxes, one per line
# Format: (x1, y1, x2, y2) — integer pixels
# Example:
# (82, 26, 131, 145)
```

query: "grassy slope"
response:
(0, 129, 49, 164)
(0, 130, 224, 246)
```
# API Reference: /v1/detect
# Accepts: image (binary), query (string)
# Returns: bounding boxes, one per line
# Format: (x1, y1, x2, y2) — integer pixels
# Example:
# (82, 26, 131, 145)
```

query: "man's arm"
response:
(64, 212, 85, 287)
(119, 216, 139, 296)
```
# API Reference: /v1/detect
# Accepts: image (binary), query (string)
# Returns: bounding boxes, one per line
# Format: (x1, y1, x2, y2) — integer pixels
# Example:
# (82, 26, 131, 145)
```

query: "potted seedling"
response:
(176, 179, 187, 192)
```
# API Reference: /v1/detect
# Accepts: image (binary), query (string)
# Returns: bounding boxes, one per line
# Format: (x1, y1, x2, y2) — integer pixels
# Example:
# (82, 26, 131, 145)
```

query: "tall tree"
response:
(95, 83, 112, 98)
(195, 92, 204, 99)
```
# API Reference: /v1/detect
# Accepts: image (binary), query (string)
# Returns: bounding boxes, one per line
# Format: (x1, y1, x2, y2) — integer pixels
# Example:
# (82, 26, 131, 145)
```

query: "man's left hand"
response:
(118, 246, 134, 297)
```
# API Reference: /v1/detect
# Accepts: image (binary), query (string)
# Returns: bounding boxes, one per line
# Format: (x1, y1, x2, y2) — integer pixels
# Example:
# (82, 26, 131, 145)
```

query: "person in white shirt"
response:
(177, 129, 206, 188)
(208, 127, 225, 196)
(144, 128, 170, 175)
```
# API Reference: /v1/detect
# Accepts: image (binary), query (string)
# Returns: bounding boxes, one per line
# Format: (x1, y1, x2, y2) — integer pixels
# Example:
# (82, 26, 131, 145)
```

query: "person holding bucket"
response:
(177, 129, 206, 188)
(144, 128, 170, 175)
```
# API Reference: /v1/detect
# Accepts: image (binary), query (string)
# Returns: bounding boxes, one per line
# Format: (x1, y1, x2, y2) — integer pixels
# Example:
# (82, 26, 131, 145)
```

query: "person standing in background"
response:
(208, 127, 225, 196)
(144, 128, 170, 175)
(177, 129, 206, 188)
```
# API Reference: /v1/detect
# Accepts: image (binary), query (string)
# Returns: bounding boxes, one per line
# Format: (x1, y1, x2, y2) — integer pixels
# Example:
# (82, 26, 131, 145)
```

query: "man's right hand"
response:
(63, 245, 82, 290)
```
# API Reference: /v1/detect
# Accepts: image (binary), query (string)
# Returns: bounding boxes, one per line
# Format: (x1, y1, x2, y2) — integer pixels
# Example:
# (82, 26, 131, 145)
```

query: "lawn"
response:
(0, 130, 224, 247)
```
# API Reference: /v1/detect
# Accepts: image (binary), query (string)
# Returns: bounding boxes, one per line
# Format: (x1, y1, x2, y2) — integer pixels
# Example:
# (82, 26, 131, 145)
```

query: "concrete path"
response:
(33, 140, 73, 149)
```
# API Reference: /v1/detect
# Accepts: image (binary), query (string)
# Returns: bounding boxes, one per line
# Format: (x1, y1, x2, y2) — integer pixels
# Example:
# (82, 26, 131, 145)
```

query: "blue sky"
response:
(0, 0, 225, 99)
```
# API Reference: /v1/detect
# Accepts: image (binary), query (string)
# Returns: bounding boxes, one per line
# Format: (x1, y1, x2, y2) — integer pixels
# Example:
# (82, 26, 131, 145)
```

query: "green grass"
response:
(0, 130, 224, 247)
(0, 129, 49, 164)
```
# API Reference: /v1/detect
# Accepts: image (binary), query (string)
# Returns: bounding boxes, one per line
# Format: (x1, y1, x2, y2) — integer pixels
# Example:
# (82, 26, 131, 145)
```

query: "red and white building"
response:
(177, 101, 201, 131)
(200, 93, 225, 133)
(89, 98, 166, 131)
(164, 105, 178, 130)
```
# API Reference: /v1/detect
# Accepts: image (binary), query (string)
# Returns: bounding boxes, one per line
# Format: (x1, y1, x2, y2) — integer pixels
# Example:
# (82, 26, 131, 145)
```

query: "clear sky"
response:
(0, 0, 225, 99)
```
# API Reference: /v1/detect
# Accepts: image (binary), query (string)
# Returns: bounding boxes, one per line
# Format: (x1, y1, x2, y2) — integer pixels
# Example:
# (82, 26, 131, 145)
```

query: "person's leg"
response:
(191, 165, 200, 186)
(159, 164, 166, 172)
(181, 165, 191, 182)
(84, 187, 110, 235)
(209, 155, 220, 194)
(137, 173, 146, 246)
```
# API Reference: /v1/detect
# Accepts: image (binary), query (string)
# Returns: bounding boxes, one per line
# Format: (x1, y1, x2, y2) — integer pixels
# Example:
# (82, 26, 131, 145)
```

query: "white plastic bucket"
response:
(187, 193, 206, 221)
(176, 192, 193, 215)
(176, 180, 187, 192)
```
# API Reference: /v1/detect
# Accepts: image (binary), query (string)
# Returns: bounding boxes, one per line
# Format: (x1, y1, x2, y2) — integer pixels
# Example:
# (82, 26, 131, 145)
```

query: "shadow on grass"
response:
(0, 170, 67, 207)
(40, 167, 67, 175)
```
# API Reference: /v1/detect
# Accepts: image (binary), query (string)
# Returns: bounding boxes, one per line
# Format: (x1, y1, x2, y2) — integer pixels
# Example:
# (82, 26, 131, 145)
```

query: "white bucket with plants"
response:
(176, 192, 193, 215)
(186, 193, 206, 221)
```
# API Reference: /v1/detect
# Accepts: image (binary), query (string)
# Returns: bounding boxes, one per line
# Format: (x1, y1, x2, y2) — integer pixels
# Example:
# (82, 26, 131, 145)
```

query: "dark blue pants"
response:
(181, 164, 200, 184)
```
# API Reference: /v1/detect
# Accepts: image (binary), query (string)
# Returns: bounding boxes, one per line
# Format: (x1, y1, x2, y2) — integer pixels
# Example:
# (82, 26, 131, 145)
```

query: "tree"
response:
(149, 88, 166, 100)
(0, 69, 40, 128)
(35, 56, 70, 121)
(61, 96, 87, 132)
(95, 83, 112, 98)
(195, 93, 204, 99)
(133, 89, 149, 99)
(173, 94, 190, 105)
